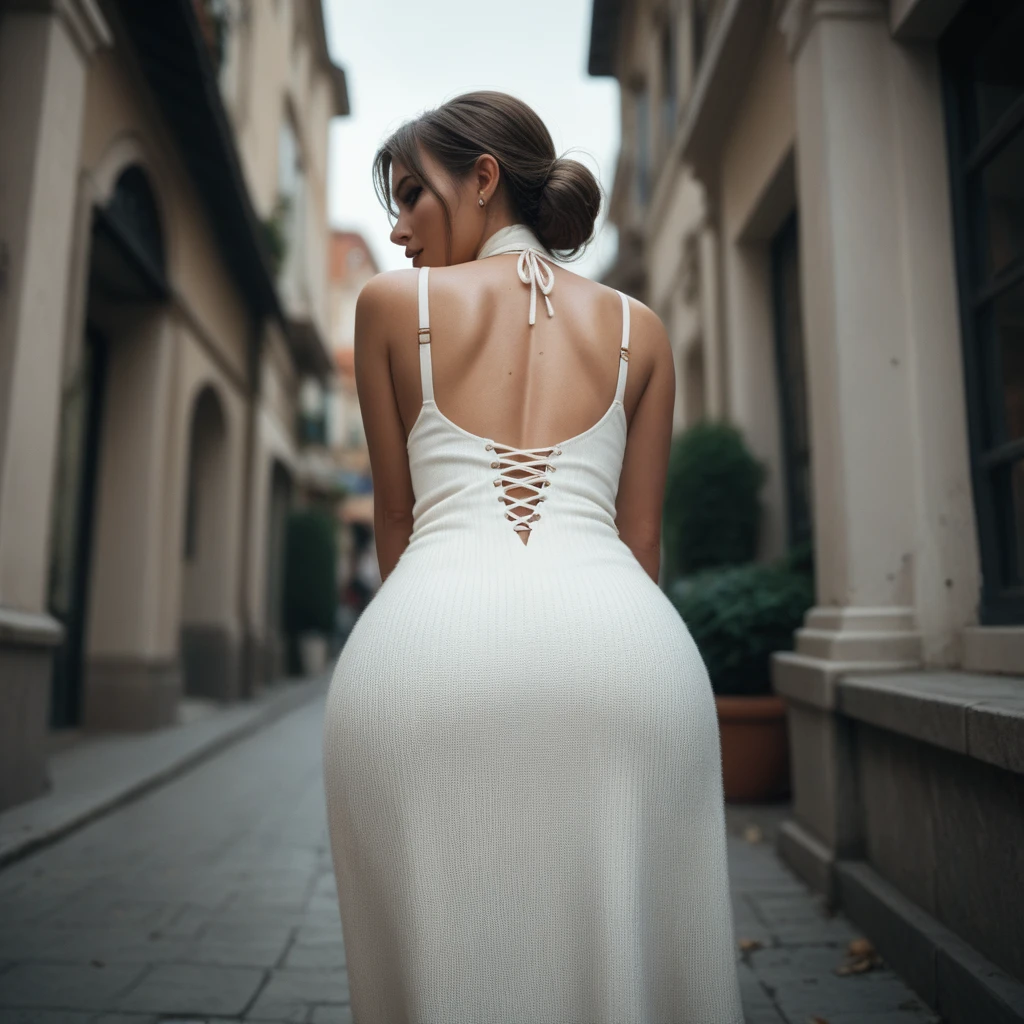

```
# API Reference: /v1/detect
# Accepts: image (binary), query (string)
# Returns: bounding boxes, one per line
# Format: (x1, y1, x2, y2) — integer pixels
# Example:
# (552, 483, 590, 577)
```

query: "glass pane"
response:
(772, 217, 814, 546)
(970, 3, 1024, 140)
(985, 277, 1024, 443)
(992, 458, 1024, 586)
(974, 126, 1024, 281)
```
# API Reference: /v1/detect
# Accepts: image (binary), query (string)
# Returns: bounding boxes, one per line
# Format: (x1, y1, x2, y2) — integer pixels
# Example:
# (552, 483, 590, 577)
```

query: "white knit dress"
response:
(322, 228, 745, 1024)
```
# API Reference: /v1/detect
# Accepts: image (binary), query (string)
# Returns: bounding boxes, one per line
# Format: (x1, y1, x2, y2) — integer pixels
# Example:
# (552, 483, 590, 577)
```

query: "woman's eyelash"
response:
(404, 188, 420, 206)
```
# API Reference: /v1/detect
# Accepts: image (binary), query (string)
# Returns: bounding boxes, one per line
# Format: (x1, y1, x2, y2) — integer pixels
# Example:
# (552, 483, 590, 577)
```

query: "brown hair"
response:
(372, 90, 603, 265)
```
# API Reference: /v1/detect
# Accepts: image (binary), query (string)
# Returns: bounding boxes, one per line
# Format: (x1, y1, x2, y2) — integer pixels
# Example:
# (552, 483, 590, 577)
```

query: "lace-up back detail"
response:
(412, 265, 631, 546)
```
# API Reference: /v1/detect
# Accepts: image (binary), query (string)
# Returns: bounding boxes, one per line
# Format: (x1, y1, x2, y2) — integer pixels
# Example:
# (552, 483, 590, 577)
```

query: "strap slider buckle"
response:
(418, 328, 431, 345)
(620, 346, 629, 362)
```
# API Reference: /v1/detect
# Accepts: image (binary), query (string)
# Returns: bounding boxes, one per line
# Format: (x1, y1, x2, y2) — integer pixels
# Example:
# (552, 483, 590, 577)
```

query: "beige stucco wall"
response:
(222, 0, 334, 344)
(177, 328, 248, 634)
(70, 47, 258, 667)
(647, 170, 708, 431)
(79, 51, 251, 387)
(84, 308, 179, 660)
(718, 26, 797, 562)
(0, 8, 97, 616)
(246, 322, 298, 639)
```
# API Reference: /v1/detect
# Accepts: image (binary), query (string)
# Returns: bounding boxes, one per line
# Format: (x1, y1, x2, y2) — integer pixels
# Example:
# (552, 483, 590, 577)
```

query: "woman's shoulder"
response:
(356, 265, 666, 350)
(356, 268, 417, 307)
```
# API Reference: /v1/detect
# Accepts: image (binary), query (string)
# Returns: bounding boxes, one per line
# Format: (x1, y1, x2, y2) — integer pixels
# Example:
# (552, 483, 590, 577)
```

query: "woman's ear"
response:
(475, 153, 500, 201)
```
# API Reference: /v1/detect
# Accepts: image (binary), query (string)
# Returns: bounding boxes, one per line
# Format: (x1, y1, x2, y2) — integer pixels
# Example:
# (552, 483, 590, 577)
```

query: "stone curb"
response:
(0, 673, 331, 870)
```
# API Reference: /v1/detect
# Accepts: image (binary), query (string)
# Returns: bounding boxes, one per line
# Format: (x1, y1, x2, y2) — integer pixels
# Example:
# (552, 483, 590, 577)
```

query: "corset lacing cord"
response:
(485, 441, 563, 534)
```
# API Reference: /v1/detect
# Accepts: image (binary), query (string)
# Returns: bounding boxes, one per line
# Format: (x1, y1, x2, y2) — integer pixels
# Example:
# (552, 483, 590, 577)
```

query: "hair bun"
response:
(534, 156, 602, 258)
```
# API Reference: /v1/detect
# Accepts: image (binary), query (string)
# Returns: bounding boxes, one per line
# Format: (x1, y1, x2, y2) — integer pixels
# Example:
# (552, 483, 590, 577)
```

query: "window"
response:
(276, 116, 306, 289)
(941, 0, 1024, 623)
(634, 86, 650, 209)
(771, 213, 813, 550)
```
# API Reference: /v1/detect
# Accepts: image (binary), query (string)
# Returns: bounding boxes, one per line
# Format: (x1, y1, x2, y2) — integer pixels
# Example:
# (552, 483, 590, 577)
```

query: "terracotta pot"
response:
(715, 694, 791, 803)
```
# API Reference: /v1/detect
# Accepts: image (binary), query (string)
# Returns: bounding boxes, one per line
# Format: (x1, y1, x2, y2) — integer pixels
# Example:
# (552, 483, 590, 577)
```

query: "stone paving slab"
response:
(724, 805, 943, 1023)
(0, 685, 944, 1024)
(0, 675, 330, 869)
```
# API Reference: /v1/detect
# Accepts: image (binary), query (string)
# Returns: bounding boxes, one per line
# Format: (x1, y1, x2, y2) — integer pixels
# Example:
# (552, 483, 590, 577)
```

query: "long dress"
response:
(322, 241, 745, 1024)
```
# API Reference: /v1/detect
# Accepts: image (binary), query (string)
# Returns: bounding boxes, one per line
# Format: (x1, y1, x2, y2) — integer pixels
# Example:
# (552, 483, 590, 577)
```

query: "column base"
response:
(772, 626, 920, 900)
(180, 624, 240, 702)
(0, 608, 63, 812)
(83, 656, 181, 730)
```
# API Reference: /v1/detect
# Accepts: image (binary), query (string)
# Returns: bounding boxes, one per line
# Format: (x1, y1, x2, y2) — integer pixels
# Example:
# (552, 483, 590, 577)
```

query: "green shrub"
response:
(662, 421, 765, 583)
(283, 507, 337, 637)
(667, 561, 814, 696)
(782, 538, 815, 578)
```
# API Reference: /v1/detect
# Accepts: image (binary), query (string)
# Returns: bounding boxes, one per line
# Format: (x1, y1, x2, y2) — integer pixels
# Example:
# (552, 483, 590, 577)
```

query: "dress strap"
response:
(417, 266, 434, 403)
(614, 290, 630, 403)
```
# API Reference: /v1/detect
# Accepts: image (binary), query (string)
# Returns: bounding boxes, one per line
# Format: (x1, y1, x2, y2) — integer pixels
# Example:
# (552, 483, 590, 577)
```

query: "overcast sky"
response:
(322, 0, 621, 281)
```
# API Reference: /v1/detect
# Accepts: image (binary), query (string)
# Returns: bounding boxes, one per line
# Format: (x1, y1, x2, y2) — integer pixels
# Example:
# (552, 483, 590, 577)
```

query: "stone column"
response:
(771, 0, 969, 896)
(0, 0, 111, 811)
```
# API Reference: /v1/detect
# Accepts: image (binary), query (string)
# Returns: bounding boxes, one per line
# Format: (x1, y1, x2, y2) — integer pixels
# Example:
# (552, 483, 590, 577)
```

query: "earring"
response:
(478, 194, 485, 207)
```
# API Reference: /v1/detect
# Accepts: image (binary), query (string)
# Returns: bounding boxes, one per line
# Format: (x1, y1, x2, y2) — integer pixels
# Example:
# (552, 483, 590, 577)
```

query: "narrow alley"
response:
(0, 684, 937, 1024)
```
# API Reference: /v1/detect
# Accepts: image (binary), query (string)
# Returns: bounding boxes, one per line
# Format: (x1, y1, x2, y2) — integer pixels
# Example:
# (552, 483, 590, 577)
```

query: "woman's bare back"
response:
(389, 256, 643, 451)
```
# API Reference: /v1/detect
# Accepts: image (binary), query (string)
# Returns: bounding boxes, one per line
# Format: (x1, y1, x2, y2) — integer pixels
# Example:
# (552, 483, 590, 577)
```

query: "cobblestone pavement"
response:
(722, 806, 941, 1024)
(0, 687, 939, 1024)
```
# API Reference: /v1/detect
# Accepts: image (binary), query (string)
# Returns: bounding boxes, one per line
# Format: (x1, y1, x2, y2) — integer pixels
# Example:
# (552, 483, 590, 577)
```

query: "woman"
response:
(322, 90, 744, 1024)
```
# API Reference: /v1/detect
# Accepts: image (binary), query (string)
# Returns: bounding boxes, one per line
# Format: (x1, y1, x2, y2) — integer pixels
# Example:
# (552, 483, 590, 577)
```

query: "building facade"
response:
(327, 230, 379, 615)
(0, 0, 347, 813)
(590, 0, 1023, 1018)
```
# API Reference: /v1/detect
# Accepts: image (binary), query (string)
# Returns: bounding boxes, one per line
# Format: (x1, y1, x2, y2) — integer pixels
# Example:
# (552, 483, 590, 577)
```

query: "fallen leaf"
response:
(743, 824, 763, 844)
(738, 938, 763, 952)
(835, 955, 883, 976)
(848, 937, 875, 958)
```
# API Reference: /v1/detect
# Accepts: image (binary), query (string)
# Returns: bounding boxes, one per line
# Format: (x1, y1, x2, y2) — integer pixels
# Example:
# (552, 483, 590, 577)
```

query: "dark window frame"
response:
(940, 0, 1024, 624)
(770, 211, 813, 551)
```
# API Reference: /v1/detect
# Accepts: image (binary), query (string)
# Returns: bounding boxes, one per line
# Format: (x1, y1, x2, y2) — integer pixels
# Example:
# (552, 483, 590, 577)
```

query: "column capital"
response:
(777, 0, 886, 60)
(5, 0, 112, 62)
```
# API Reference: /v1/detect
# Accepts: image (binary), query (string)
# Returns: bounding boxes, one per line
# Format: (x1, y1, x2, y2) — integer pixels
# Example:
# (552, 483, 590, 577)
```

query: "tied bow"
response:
(517, 248, 556, 326)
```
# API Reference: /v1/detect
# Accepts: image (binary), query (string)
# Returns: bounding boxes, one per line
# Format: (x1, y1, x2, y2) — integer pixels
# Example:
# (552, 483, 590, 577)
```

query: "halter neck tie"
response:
(475, 223, 558, 326)
(516, 248, 555, 326)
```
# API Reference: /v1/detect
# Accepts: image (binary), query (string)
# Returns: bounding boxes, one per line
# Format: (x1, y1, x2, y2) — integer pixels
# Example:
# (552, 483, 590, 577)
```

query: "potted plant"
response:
(282, 507, 338, 677)
(662, 421, 812, 801)
(662, 420, 765, 587)
(668, 558, 813, 801)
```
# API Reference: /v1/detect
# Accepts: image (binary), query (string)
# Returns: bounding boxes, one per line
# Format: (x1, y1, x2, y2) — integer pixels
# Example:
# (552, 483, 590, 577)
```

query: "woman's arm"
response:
(352, 271, 417, 583)
(614, 299, 676, 584)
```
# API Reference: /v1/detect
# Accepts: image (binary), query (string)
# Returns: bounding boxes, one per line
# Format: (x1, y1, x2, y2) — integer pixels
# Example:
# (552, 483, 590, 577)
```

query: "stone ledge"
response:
(837, 860, 1024, 1024)
(778, 817, 835, 900)
(0, 606, 63, 648)
(838, 670, 1024, 774)
(963, 626, 1024, 677)
(772, 650, 914, 710)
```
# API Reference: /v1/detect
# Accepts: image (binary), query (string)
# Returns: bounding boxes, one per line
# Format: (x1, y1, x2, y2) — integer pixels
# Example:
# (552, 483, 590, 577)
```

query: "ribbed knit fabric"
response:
(322, 258, 745, 1024)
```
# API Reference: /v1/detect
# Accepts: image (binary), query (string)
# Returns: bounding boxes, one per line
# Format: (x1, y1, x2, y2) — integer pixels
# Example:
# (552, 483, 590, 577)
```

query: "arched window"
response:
(92, 164, 167, 300)
(106, 166, 166, 277)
